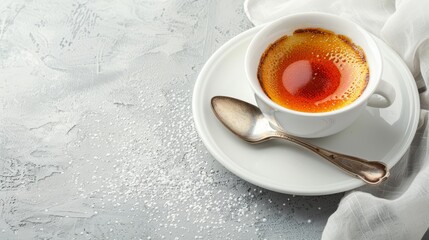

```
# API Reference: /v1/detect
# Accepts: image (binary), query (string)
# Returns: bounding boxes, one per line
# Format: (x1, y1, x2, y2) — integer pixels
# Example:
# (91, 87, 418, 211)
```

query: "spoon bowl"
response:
(211, 96, 274, 143)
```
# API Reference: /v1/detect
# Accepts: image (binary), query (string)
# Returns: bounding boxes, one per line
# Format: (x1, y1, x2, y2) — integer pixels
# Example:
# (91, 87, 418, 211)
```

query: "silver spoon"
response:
(211, 96, 389, 185)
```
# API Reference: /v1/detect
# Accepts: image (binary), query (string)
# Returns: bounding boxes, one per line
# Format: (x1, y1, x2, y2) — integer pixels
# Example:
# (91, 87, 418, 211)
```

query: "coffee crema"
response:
(258, 28, 369, 113)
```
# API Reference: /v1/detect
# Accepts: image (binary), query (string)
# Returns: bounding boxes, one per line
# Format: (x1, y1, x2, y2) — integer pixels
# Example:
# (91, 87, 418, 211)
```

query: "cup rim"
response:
(245, 12, 382, 117)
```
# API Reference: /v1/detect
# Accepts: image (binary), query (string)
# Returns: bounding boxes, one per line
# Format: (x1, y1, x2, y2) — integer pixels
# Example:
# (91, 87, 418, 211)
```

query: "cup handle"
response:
(367, 80, 396, 108)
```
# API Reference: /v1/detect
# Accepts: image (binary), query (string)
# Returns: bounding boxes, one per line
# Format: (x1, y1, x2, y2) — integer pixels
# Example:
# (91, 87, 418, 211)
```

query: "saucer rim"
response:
(192, 26, 420, 195)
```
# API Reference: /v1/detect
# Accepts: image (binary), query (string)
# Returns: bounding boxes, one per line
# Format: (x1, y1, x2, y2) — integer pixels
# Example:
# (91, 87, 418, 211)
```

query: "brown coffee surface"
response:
(258, 28, 369, 113)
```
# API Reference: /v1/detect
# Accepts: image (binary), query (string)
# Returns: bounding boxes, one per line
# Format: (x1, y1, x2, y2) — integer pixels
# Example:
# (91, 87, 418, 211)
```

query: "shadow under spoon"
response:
(211, 96, 389, 185)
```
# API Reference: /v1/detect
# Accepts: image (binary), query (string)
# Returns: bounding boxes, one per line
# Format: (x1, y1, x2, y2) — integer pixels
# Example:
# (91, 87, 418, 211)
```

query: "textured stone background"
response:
(0, 0, 343, 239)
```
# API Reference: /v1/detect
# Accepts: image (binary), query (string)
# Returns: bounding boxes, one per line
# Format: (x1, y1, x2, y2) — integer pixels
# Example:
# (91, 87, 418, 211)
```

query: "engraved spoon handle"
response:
(274, 132, 390, 184)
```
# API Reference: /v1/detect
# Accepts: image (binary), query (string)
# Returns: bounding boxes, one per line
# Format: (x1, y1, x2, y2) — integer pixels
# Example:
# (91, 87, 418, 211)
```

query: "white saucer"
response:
(192, 26, 420, 196)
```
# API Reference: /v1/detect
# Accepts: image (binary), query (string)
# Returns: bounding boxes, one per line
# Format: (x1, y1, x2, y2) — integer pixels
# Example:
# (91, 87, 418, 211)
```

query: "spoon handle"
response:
(274, 132, 390, 184)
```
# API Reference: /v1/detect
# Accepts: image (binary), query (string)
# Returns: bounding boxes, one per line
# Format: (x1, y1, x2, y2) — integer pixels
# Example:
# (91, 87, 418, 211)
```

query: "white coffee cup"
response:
(245, 12, 395, 138)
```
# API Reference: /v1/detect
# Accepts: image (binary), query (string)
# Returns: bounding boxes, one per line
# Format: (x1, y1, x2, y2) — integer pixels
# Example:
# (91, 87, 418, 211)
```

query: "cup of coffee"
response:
(245, 12, 395, 138)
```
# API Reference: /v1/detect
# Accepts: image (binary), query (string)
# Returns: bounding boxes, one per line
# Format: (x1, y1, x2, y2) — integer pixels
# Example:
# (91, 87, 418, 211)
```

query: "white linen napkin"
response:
(244, 0, 429, 239)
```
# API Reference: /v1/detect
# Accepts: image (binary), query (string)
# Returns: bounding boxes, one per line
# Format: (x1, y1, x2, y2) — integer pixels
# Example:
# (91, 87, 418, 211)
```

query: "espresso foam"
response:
(258, 28, 369, 113)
